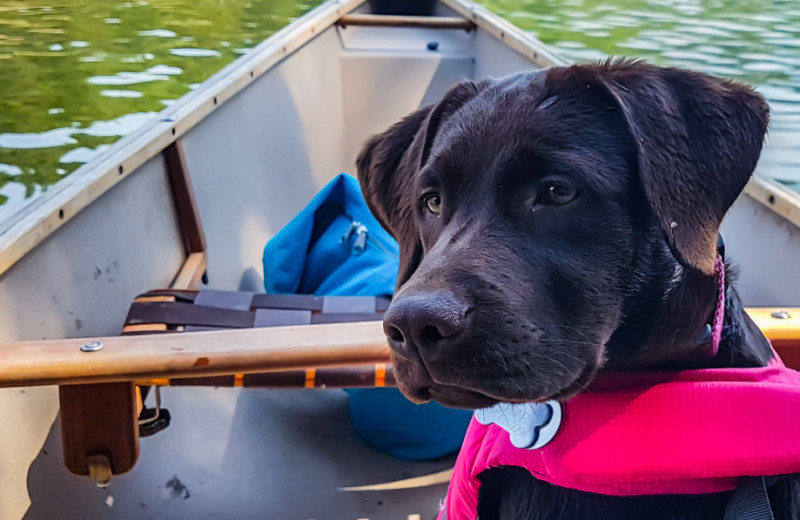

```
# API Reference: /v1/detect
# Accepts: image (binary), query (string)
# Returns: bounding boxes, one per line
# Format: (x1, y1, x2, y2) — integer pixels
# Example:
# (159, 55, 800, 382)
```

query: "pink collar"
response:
(441, 360, 800, 519)
(708, 255, 725, 357)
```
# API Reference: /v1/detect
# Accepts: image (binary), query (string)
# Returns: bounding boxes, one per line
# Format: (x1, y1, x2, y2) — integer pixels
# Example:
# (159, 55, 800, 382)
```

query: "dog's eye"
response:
(423, 193, 442, 216)
(539, 182, 577, 206)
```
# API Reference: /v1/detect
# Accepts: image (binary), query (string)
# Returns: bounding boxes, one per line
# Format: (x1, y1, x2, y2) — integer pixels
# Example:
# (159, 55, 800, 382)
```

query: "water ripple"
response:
(138, 29, 177, 38)
(169, 48, 221, 57)
(489, 0, 800, 183)
(87, 71, 169, 85)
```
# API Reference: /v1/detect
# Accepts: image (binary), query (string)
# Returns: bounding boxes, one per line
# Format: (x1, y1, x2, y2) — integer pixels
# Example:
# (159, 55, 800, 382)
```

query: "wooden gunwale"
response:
(744, 176, 800, 229)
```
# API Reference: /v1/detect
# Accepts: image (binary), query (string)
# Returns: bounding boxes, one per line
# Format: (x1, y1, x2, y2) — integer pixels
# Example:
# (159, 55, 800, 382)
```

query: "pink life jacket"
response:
(439, 359, 800, 520)
(439, 259, 800, 519)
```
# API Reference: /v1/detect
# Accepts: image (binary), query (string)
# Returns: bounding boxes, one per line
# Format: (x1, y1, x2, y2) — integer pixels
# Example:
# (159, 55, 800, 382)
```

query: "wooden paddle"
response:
(0, 321, 390, 388)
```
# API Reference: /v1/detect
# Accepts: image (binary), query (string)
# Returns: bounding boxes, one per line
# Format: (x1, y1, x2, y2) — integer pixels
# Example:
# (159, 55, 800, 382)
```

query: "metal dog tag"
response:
(475, 400, 562, 450)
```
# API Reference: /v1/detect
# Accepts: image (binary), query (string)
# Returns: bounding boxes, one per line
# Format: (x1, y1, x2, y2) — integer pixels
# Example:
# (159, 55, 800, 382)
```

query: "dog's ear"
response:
(596, 61, 770, 274)
(357, 80, 488, 285)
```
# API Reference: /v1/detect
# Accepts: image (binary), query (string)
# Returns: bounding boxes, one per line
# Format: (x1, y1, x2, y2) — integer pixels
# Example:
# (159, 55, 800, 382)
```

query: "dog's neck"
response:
(604, 251, 773, 371)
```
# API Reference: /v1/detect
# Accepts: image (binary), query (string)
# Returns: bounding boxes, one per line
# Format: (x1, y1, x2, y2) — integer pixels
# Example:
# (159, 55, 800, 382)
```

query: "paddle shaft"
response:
(0, 321, 390, 388)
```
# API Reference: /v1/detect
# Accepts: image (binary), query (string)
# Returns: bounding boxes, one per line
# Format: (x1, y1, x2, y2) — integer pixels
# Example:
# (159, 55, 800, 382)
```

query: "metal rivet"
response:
(81, 341, 103, 352)
(771, 310, 791, 320)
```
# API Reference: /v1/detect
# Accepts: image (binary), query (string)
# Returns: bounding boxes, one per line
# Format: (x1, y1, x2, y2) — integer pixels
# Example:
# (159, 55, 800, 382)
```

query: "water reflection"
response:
(0, 0, 324, 220)
(0, 0, 798, 222)
(482, 0, 800, 186)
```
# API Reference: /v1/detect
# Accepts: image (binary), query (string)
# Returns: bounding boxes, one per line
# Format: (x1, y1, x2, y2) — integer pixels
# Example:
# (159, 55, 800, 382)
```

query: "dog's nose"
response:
(383, 290, 469, 359)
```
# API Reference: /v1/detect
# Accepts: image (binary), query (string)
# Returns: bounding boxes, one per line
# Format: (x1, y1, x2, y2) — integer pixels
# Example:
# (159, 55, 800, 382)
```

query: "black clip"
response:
(139, 407, 171, 437)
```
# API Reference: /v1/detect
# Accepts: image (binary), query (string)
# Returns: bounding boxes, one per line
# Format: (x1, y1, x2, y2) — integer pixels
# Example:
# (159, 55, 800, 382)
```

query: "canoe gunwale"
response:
(744, 176, 800, 229)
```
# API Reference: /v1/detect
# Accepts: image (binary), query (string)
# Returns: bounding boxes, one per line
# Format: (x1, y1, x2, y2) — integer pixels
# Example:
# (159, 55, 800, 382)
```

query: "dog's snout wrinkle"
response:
(383, 290, 469, 360)
(447, 217, 475, 247)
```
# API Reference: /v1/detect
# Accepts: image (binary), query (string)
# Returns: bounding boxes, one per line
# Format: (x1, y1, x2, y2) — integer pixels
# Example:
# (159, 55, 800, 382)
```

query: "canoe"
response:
(2, 0, 799, 518)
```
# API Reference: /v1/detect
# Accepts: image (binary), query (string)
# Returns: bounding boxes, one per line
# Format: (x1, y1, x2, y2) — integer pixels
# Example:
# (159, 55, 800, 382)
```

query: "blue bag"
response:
(263, 174, 471, 460)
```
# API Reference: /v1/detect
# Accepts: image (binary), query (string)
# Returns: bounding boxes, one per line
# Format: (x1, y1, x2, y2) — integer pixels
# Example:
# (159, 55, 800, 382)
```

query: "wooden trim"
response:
(163, 141, 206, 254)
(743, 176, 800, 229)
(170, 251, 207, 291)
(0, 0, 365, 278)
(747, 308, 800, 342)
(0, 321, 390, 388)
(337, 14, 475, 30)
(134, 295, 177, 303)
(121, 323, 168, 333)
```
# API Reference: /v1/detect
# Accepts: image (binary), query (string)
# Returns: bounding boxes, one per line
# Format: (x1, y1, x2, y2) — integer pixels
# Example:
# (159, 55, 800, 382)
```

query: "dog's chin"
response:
(394, 357, 601, 410)
(399, 381, 501, 409)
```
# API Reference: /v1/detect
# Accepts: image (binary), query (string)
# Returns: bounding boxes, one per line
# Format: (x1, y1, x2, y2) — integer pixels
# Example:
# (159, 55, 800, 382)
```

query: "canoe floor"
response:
(24, 387, 452, 520)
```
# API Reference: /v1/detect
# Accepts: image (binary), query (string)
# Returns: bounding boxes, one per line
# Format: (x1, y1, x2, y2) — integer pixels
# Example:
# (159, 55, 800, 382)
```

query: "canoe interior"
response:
(2, 3, 553, 519)
(1, 0, 799, 518)
(184, 2, 544, 293)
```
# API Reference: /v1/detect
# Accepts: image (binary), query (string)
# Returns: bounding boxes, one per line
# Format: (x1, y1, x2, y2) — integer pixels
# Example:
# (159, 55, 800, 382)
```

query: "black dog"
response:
(356, 60, 800, 519)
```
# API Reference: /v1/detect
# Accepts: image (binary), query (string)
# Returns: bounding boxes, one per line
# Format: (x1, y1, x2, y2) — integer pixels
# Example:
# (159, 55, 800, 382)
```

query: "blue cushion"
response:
(263, 173, 470, 460)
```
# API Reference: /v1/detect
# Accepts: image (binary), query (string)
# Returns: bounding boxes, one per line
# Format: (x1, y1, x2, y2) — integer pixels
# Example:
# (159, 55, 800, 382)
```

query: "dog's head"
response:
(357, 61, 769, 409)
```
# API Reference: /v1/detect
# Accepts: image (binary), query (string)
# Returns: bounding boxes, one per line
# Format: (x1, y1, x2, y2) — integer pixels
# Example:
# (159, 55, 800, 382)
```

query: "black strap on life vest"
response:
(724, 477, 775, 520)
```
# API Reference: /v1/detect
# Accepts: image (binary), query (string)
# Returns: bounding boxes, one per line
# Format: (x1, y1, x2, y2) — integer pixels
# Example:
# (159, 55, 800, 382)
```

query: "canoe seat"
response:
(122, 288, 474, 464)
(123, 289, 390, 333)
(123, 289, 394, 436)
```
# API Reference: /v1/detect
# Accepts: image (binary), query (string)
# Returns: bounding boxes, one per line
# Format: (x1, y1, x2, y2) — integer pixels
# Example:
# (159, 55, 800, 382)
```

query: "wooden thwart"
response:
(0, 321, 390, 388)
(337, 14, 475, 30)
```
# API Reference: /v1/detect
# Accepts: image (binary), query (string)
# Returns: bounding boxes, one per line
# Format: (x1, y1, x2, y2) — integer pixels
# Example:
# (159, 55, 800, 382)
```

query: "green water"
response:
(1, 0, 798, 222)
